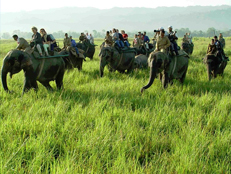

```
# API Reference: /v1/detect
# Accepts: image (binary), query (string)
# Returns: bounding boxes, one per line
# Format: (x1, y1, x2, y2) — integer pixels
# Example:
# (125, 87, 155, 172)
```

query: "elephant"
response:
(135, 44, 154, 56)
(1, 48, 84, 94)
(134, 54, 148, 69)
(76, 42, 95, 60)
(141, 50, 189, 93)
(59, 47, 86, 71)
(181, 42, 194, 55)
(203, 54, 228, 81)
(99, 46, 136, 77)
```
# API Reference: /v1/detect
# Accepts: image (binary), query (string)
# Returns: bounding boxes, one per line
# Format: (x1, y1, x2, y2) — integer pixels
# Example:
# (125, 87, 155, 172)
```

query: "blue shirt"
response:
(71, 39, 77, 47)
(143, 35, 150, 43)
(215, 40, 222, 50)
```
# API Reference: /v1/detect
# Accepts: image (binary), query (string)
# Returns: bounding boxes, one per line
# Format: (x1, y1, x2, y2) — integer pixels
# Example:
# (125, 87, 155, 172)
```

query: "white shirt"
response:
(187, 35, 192, 44)
(89, 36, 94, 44)
(86, 35, 91, 40)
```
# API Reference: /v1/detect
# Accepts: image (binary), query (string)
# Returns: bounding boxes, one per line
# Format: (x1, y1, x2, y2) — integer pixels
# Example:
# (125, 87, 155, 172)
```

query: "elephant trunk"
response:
(141, 60, 157, 93)
(1, 66, 9, 92)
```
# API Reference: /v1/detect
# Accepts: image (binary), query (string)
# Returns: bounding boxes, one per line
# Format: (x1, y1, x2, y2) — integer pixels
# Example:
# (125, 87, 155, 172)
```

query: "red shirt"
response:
(122, 34, 128, 40)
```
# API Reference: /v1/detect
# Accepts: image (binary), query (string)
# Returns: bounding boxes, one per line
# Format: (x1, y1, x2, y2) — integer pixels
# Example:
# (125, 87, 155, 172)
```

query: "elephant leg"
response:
(55, 71, 64, 90)
(180, 70, 187, 84)
(23, 71, 37, 94)
(159, 73, 162, 80)
(127, 63, 134, 74)
(207, 63, 212, 81)
(31, 81, 38, 92)
(162, 72, 169, 88)
(77, 60, 83, 71)
(23, 79, 32, 93)
(218, 61, 227, 77)
(127, 68, 133, 74)
(41, 82, 53, 91)
(213, 64, 219, 78)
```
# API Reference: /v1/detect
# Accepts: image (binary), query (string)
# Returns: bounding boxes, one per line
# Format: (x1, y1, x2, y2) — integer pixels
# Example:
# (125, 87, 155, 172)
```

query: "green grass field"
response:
(0, 38, 231, 173)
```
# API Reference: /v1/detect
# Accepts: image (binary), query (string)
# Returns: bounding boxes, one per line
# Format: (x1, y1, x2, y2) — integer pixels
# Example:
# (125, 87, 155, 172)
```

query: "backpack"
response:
(48, 34, 55, 41)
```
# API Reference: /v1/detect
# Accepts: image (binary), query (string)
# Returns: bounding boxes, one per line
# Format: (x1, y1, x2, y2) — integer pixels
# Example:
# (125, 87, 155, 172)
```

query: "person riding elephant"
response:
(143, 31, 150, 50)
(218, 33, 225, 49)
(154, 30, 171, 54)
(133, 34, 141, 49)
(168, 26, 179, 56)
(207, 39, 217, 55)
(152, 30, 160, 50)
(76, 33, 96, 60)
(40, 28, 58, 54)
(182, 35, 189, 44)
(79, 33, 86, 43)
(214, 36, 229, 61)
(203, 39, 228, 81)
(99, 44, 136, 77)
(12, 34, 32, 54)
(105, 31, 113, 47)
(79, 33, 91, 48)
(30, 26, 43, 57)
(141, 49, 189, 93)
(121, 30, 129, 47)
(62, 33, 72, 50)
(181, 35, 193, 55)
(70, 36, 80, 57)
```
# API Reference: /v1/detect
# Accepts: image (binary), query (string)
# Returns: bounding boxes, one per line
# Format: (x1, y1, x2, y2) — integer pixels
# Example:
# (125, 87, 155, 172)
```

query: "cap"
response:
(168, 26, 173, 28)
(159, 27, 164, 30)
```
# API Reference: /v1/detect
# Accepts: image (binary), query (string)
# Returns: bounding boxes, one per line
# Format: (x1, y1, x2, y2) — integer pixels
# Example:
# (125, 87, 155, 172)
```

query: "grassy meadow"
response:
(0, 37, 231, 173)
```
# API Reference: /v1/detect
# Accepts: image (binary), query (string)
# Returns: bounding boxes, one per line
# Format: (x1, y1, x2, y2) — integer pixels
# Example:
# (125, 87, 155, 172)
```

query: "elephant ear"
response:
(19, 52, 33, 69)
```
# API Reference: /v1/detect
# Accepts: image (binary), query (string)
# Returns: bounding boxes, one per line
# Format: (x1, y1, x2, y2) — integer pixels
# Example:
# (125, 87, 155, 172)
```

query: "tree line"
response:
(1, 28, 231, 39)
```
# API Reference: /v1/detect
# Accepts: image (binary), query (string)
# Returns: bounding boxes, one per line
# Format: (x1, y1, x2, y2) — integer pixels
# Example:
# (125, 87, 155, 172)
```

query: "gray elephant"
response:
(141, 50, 189, 93)
(134, 54, 148, 69)
(59, 47, 86, 71)
(99, 46, 136, 77)
(76, 42, 95, 60)
(181, 43, 194, 55)
(203, 54, 228, 81)
(1, 49, 83, 94)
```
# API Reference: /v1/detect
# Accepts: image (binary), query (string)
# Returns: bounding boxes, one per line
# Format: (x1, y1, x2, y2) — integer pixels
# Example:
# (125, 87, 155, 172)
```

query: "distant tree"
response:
(92, 30, 98, 38)
(175, 28, 191, 37)
(207, 27, 216, 37)
(53, 30, 65, 39)
(222, 30, 231, 37)
(2, 32, 11, 39)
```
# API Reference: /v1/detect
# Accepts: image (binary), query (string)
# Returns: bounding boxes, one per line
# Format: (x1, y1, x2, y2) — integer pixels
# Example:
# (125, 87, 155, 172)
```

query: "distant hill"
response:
(1, 5, 231, 33)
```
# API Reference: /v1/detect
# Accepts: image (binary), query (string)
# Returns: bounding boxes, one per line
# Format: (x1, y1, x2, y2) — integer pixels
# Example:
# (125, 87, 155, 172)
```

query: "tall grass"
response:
(0, 38, 230, 173)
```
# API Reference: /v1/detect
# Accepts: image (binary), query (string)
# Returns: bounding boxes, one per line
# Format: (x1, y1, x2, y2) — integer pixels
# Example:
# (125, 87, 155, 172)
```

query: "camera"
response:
(154, 30, 160, 32)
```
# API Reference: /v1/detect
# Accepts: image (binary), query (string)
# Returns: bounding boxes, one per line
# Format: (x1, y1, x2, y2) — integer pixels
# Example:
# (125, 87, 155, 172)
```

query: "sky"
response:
(1, 0, 231, 12)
